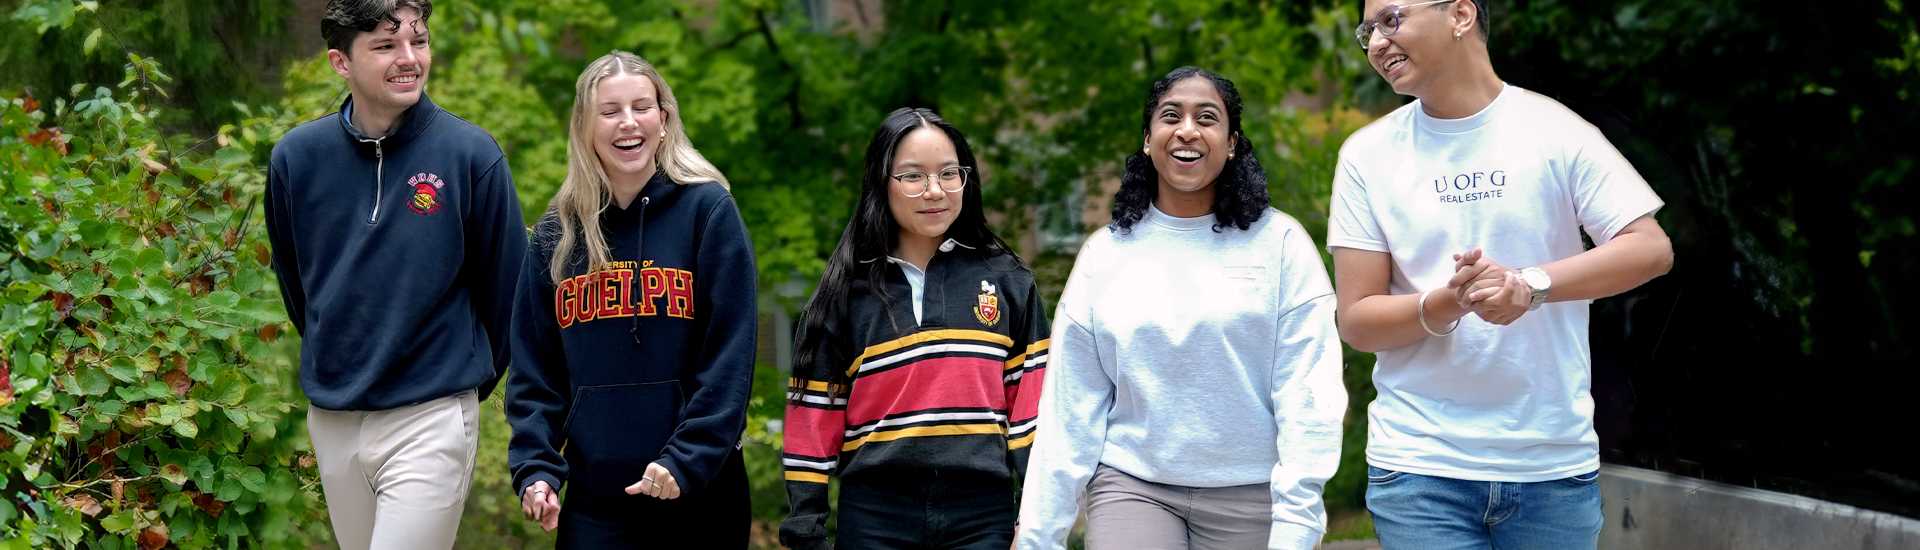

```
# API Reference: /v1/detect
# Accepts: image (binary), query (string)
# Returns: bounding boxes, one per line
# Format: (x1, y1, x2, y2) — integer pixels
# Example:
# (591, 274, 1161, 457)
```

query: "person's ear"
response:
(328, 49, 353, 79)
(1451, 0, 1479, 41)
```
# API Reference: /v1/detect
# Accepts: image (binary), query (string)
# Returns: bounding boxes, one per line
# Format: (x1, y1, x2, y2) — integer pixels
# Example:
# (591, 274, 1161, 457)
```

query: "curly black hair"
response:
(1110, 66, 1270, 234)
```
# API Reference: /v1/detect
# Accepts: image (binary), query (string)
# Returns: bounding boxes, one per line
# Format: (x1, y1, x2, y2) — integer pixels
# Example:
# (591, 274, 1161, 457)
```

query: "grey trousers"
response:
(307, 389, 479, 550)
(1085, 465, 1272, 550)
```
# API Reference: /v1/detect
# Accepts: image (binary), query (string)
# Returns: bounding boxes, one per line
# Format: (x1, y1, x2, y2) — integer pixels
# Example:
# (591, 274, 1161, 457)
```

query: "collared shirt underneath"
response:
(882, 238, 972, 324)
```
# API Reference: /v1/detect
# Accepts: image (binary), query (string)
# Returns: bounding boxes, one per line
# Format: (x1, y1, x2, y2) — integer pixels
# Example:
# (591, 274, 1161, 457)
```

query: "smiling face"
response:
(887, 126, 964, 245)
(1363, 0, 1460, 97)
(589, 73, 666, 184)
(329, 7, 430, 117)
(1145, 76, 1235, 195)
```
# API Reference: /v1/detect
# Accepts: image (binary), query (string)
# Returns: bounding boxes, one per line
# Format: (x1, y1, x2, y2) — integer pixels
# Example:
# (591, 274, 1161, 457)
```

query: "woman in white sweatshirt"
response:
(1015, 66, 1348, 550)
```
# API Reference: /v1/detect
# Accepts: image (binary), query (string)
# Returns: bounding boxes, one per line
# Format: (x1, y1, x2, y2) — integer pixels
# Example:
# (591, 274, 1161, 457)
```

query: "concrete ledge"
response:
(1601, 464, 1920, 549)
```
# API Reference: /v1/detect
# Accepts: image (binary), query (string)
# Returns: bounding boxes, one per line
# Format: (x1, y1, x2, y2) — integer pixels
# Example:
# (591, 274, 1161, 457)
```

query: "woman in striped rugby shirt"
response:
(779, 107, 1051, 550)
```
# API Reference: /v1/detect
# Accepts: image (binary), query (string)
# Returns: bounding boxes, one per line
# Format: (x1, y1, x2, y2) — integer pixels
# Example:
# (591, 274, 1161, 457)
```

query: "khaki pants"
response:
(1085, 465, 1272, 550)
(307, 389, 479, 550)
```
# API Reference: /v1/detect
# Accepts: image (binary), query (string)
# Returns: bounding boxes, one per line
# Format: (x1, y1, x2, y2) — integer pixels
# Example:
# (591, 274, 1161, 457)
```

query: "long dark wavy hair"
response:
(1110, 66, 1270, 233)
(791, 108, 1019, 391)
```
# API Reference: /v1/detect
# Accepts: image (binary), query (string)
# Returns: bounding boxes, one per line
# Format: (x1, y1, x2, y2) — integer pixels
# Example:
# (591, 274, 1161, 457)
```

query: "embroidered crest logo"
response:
(407, 172, 445, 215)
(973, 280, 1000, 327)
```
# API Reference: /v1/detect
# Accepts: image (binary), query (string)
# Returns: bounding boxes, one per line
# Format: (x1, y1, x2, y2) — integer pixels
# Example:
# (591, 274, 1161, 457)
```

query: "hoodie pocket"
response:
(562, 381, 683, 499)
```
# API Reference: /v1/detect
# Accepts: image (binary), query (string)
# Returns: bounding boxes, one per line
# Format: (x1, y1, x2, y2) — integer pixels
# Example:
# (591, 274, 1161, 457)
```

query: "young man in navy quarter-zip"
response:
(263, 1, 525, 548)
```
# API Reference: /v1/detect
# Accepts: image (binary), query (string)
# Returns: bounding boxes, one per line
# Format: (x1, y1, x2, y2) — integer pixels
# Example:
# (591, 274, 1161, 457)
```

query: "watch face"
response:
(1523, 268, 1550, 290)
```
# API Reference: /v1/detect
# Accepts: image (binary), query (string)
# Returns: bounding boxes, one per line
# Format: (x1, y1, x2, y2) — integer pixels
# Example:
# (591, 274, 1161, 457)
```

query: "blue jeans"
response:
(1365, 465, 1603, 550)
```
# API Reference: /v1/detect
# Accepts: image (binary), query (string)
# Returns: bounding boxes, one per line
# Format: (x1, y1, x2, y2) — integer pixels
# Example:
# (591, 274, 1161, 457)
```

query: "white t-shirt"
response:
(1326, 84, 1663, 482)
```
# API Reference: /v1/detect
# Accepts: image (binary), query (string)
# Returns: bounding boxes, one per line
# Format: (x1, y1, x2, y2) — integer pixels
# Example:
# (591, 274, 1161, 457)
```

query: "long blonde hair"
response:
(548, 50, 729, 283)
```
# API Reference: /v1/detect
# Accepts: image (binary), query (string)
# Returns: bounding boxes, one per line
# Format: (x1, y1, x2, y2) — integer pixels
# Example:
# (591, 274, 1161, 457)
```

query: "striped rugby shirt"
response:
(780, 245, 1050, 546)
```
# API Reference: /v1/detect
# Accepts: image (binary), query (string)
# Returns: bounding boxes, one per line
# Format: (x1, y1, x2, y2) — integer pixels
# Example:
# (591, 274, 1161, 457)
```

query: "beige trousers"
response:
(1085, 464, 1273, 550)
(307, 389, 479, 550)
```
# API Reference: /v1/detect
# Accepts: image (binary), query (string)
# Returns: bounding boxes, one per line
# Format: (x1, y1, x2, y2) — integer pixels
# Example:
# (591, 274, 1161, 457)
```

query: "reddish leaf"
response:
(191, 491, 225, 518)
(146, 189, 160, 205)
(49, 291, 76, 322)
(137, 524, 169, 550)
(39, 197, 57, 216)
(26, 127, 67, 155)
(222, 188, 237, 207)
(0, 357, 12, 406)
(190, 275, 213, 297)
(63, 494, 103, 517)
(22, 92, 39, 113)
(0, 432, 14, 449)
(155, 222, 177, 238)
(162, 367, 192, 398)
(111, 479, 125, 507)
(95, 295, 115, 311)
(258, 323, 281, 343)
(104, 430, 121, 471)
(254, 243, 271, 267)
(222, 228, 239, 248)
(87, 433, 117, 472)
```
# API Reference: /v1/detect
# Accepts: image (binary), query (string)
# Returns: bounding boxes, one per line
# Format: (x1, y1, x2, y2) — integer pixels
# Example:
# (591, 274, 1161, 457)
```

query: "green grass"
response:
(1325, 509, 1377, 542)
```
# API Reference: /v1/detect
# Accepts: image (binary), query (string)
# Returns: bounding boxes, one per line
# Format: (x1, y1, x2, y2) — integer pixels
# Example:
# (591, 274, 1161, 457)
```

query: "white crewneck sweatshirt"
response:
(1017, 205, 1348, 550)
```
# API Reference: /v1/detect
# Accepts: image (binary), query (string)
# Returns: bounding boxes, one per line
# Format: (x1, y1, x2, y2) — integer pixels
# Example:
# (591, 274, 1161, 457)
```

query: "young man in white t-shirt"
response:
(1327, 1, 1674, 548)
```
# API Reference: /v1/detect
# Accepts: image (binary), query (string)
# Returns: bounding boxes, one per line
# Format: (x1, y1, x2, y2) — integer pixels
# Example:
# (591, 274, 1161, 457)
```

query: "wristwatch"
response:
(1519, 267, 1551, 310)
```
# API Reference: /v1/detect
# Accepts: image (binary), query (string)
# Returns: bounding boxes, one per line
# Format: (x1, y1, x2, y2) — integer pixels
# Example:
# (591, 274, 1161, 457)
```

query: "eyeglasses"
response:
(1353, 0, 1457, 51)
(890, 166, 971, 198)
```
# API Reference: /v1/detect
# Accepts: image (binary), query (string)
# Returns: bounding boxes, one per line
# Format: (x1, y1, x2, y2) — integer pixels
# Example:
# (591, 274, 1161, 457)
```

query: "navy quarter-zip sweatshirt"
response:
(506, 173, 759, 505)
(265, 94, 527, 410)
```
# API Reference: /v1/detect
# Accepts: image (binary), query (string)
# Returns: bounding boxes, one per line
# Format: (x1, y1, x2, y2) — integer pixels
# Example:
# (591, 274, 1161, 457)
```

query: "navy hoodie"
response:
(265, 94, 526, 411)
(506, 173, 758, 504)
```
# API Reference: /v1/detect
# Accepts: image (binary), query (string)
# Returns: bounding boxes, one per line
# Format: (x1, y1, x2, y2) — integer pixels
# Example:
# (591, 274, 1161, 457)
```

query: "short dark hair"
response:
(321, 0, 433, 56)
(1358, 0, 1490, 42)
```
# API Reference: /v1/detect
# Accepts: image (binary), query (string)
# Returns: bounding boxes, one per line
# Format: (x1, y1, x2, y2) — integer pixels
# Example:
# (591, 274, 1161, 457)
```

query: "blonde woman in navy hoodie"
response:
(505, 50, 757, 548)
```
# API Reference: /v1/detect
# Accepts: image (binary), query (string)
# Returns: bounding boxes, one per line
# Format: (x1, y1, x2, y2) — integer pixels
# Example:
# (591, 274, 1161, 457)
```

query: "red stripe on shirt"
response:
(848, 355, 1006, 426)
(782, 403, 846, 458)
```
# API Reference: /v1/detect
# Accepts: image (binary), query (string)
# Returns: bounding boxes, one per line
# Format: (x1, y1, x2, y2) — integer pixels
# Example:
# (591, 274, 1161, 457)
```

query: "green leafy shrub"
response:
(0, 47, 329, 550)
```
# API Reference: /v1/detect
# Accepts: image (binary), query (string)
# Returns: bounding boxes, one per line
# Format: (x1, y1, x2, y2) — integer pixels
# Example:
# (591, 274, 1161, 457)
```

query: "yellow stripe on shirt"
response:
(784, 471, 829, 484)
(840, 423, 1007, 452)
(845, 329, 1015, 377)
(1005, 338, 1053, 371)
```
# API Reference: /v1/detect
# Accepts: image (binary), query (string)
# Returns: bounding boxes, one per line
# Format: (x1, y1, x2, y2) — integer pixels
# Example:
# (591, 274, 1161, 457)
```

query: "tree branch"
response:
(1141, 36, 1155, 74)
(755, 9, 806, 129)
